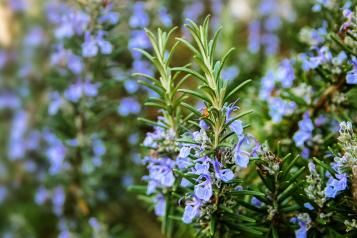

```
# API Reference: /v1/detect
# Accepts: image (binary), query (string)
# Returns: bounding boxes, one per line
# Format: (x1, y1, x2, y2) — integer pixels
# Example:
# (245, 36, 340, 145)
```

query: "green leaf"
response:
(172, 67, 207, 84)
(313, 158, 337, 179)
(181, 102, 201, 116)
(127, 185, 147, 194)
(281, 166, 305, 192)
(225, 79, 252, 101)
(282, 155, 300, 179)
(225, 110, 254, 129)
(229, 190, 265, 197)
(210, 216, 216, 236)
(179, 89, 211, 103)
(137, 79, 164, 97)
(138, 117, 167, 129)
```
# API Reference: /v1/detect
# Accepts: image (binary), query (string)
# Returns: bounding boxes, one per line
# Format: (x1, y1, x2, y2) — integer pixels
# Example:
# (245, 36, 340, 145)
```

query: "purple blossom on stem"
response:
(212, 159, 234, 182)
(53, 9, 90, 39)
(194, 174, 213, 201)
(293, 113, 314, 148)
(99, 4, 120, 25)
(64, 79, 99, 103)
(276, 59, 295, 88)
(43, 130, 68, 174)
(153, 194, 166, 217)
(8, 110, 28, 160)
(48, 91, 63, 115)
(268, 97, 296, 123)
(129, 2, 149, 28)
(182, 196, 201, 224)
(325, 173, 348, 198)
(50, 45, 83, 74)
(117, 97, 141, 116)
(251, 197, 263, 208)
(158, 7, 172, 27)
(0, 91, 21, 110)
(236, 135, 260, 168)
(221, 66, 239, 82)
(346, 58, 357, 85)
(145, 157, 175, 194)
(290, 214, 311, 238)
(52, 186, 65, 216)
(248, 20, 261, 54)
(82, 31, 112, 57)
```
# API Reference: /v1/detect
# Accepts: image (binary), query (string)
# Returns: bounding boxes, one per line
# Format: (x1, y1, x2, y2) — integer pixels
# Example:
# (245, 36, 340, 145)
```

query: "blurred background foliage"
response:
(0, 0, 355, 237)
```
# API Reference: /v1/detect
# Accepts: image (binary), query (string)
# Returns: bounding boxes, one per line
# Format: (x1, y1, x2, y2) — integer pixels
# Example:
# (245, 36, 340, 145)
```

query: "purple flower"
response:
(158, 7, 172, 27)
(8, 110, 28, 160)
(89, 217, 100, 231)
(24, 27, 45, 47)
(124, 80, 139, 94)
(96, 31, 113, 55)
(301, 147, 310, 159)
(8, 0, 27, 12)
(153, 194, 166, 217)
(290, 214, 311, 238)
(194, 157, 211, 174)
(230, 120, 244, 137)
(132, 58, 154, 76)
(325, 173, 348, 198)
(0, 91, 21, 110)
(293, 113, 314, 148)
(233, 136, 250, 168)
(145, 157, 175, 194)
(258, 0, 276, 15)
(346, 58, 357, 85)
(128, 30, 151, 58)
(303, 203, 314, 210)
(67, 53, 84, 74)
(268, 97, 296, 123)
(82, 32, 98, 57)
(251, 197, 263, 207)
(276, 59, 295, 88)
(221, 66, 239, 82)
(117, 97, 141, 116)
(44, 131, 67, 174)
(264, 16, 281, 31)
(48, 91, 63, 115)
(259, 71, 275, 100)
(248, 20, 261, 53)
(50, 45, 83, 74)
(182, 196, 201, 224)
(82, 30, 113, 57)
(212, 159, 234, 182)
(300, 46, 332, 71)
(308, 161, 316, 173)
(262, 33, 279, 55)
(176, 157, 192, 170)
(129, 2, 149, 28)
(92, 139, 105, 157)
(314, 115, 327, 127)
(54, 9, 90, 39)
(183, 2, 204, 22)
(99, 4, 120, 25)
(64, 79, 99, 103)
(179, 146, 191, 158)
(35, 186, 49, 205)
(194, 174, 213, 201)
(340, 9, 353, 32)
(199, 120, 209, 130)
(52, 186, 65, 216)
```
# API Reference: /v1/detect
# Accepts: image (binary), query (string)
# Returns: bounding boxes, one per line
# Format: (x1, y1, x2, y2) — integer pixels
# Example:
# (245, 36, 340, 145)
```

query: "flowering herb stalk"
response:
(133, 27, 187, 236)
